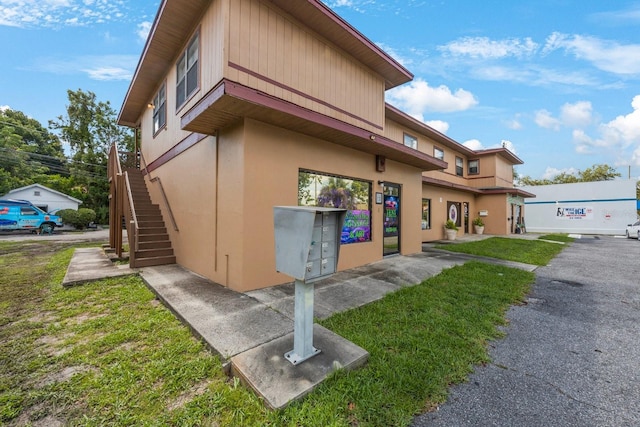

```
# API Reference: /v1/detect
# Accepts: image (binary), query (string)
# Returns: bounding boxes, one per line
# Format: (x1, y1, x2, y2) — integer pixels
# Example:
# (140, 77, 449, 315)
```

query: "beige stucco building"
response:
(112, 0, 533, 292)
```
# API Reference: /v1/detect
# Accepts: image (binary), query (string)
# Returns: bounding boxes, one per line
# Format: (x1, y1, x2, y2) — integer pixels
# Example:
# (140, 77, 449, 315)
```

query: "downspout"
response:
(214, 132, 219, 272)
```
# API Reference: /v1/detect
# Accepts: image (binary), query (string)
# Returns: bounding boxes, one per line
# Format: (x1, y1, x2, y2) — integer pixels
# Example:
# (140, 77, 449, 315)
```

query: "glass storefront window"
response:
(298, 170, 371, 244)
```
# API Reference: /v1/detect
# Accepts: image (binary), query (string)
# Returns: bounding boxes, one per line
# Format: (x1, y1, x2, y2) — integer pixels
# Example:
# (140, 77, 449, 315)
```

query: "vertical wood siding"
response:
(140, 0, 225, 165)
(226, 0, 385, 132)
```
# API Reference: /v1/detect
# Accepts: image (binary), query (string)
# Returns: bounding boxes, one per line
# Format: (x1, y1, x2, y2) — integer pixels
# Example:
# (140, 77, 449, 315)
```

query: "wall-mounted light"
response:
(378, 180, 385, 186)
(147, 103, 155, 109)
(370, 134, 376, 140)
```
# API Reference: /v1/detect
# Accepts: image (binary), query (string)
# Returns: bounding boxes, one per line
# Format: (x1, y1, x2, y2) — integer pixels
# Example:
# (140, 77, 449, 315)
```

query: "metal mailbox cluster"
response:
(273, 206, 346, 365)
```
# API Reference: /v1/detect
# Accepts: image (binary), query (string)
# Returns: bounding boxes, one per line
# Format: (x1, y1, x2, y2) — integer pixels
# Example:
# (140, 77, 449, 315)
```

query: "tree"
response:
(49, 89, 134, 219)
(317, 177, 357, 209)
(0, 108, 67, 194)
(517, 163, 621, 186)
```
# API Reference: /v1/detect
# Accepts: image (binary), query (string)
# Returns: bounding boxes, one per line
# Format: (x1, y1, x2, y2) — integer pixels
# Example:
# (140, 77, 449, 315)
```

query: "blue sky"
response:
(2, 0, 640, 181)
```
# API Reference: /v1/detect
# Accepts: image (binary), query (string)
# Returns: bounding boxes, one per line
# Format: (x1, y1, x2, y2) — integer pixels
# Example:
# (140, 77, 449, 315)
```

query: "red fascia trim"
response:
(221, 80, 445, 167)
(228, 61, 382, 130)
(307, 0, 412, 81)
(145, 132, 209, 174)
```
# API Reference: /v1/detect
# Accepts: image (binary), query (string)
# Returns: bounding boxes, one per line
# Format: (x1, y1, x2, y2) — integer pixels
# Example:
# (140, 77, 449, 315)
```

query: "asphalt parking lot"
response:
(413, 235, 640, 427)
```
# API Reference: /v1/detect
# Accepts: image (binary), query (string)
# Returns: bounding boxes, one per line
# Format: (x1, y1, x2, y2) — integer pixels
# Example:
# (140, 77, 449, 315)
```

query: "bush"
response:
(57, 208, 96, 229)
(95, 206, 109, 225)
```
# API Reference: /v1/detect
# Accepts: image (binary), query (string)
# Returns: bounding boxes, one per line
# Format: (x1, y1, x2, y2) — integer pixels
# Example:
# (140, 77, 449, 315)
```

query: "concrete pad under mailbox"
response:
(231, 324, 369, 410)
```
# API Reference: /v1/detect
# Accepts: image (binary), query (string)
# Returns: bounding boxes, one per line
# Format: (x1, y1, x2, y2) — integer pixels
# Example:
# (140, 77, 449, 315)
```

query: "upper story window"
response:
(403, 133, 417, 149)
(455, 157, 464, 176)
(153, 82, 166, 135)
(434, 147, 444, 161)
(176, 32, 199, 109)
(468, 159, 479, 175)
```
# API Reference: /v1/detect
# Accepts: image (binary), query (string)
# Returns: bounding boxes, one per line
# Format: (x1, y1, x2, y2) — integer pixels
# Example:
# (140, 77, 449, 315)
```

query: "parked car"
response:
(0, 199, 63, 234)
(625, 220, 640, 239)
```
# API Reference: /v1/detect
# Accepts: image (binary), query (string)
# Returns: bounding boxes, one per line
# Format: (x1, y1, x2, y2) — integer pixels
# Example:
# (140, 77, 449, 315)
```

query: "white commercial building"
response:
(1, 183, 82, 213)
(520, 180, 638, 235)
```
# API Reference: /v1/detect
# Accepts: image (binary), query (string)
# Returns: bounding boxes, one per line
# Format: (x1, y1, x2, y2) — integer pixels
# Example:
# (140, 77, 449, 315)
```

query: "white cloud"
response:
(462, 138, 517, 154)
(570, 95, 640, 156)
(462, 139, 484, 150)
(439, 36, 539, 59)
(137, 21, 152, 43)
(544, 32, 640, 75)
(376, 42, 413, 68)
(506, 118, 522, 130)
(561, 101, 592, 127)
(534, 109, 562, 130)
(424, 120, 449, 134)
(32, 54, 138, 81)
(0, 105, 10, 112)
(595, 95, 640, 147)
(325, 0, 355, 7)
(386, 78, 478, 119)
(589, 6, 640, 25)
(500, 139, 517, 154)
(82, 66, 132, 81)
(470, 64, 598, 88)
(0, 0, 128, 28)
(632, 146, 640, 166)
(542, 166, 579, 180)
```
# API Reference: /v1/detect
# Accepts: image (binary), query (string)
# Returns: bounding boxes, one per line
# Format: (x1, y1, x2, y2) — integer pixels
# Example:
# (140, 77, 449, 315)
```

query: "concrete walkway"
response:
(61, 233, 539, 409)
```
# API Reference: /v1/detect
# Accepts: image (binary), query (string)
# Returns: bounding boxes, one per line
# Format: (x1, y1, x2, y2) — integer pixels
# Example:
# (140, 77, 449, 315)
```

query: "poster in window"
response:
(384, 195, 399, 237)
(448, 203, 458, 223)
(341, 210, 371, 243)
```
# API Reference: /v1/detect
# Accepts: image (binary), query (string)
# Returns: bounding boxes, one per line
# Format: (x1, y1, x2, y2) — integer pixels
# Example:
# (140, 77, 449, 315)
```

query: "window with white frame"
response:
(434, 147, 444, 160)
(455, 157, 464, 176)
(468, 159, 479, 175)
(403, 133, 417, 149)
(152, 82, 166, 135)
(176, 32, 199, 109)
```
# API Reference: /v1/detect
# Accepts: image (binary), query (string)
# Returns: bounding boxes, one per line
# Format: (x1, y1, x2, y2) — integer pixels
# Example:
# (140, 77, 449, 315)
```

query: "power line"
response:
(0, 118, 132, 152)
(0, 147, 108, 170)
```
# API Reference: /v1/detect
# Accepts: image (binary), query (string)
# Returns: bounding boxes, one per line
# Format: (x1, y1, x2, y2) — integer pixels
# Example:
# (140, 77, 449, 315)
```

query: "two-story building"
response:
(113, 0, 533, 292)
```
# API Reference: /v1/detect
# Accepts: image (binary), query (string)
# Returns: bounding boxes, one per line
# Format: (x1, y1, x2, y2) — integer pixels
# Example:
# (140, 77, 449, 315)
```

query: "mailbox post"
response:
(274, 206, 346, 365)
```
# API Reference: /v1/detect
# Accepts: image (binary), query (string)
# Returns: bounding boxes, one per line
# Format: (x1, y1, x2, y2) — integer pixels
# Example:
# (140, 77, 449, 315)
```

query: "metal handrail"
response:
(138, 150, 179, 232)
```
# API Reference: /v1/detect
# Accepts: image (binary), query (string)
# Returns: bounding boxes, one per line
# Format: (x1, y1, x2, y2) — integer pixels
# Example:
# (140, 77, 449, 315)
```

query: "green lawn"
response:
(1, 240, 538, 426)
(435, 236, 568, 265)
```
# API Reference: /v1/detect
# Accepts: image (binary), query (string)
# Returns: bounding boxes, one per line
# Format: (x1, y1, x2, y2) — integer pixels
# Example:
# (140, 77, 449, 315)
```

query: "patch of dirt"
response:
(9, 403, 66, 427)
(166, 380, 212, 411)
(38, 365, 97, 388)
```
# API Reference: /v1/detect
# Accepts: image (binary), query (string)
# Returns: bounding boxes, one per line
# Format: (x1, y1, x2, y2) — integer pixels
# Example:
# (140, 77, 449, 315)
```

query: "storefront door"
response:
(383, 183, 400, 256)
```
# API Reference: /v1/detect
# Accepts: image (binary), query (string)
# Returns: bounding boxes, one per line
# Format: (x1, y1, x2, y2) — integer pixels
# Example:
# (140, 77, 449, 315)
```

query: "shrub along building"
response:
(111, 0, 534, 292)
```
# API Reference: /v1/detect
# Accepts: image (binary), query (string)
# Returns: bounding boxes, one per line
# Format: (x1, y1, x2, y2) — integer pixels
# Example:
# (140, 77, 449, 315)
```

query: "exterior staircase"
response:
(124, 168, 176, 267)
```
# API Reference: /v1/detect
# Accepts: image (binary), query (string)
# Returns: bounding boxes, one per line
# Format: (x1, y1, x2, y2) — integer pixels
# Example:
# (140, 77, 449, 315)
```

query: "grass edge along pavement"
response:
(435, 235, 572, 266)
(1, 240, 538, 426)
